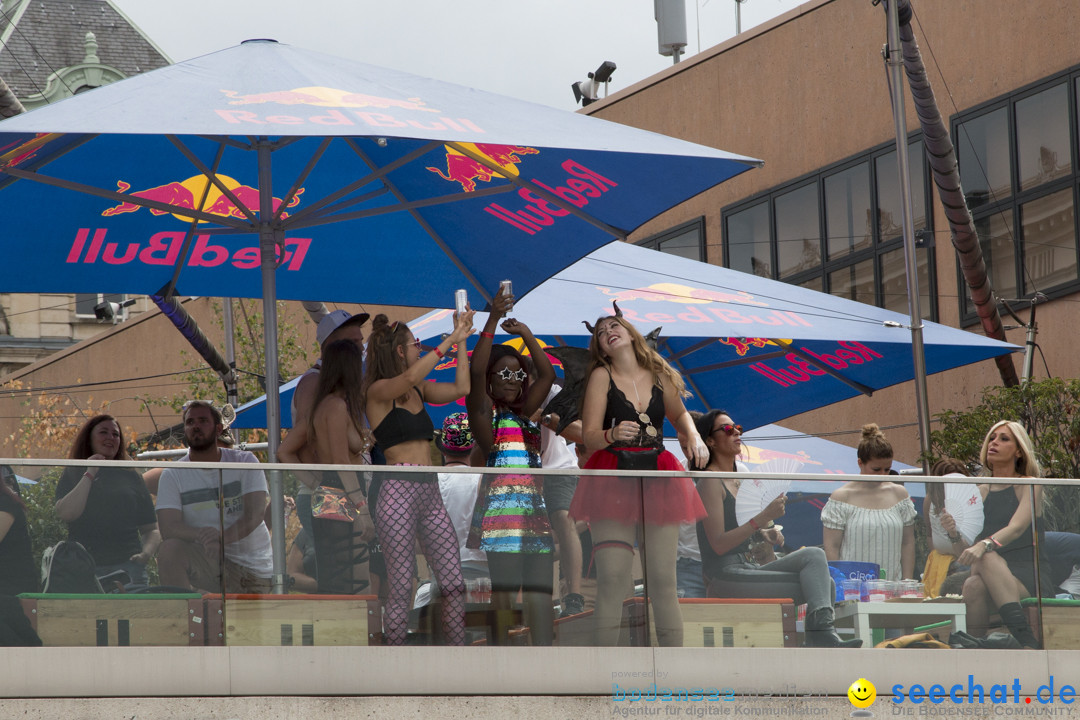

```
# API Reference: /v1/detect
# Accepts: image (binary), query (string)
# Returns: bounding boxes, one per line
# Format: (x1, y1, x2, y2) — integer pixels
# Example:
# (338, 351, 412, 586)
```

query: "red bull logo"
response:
(742, 445, 821, 467)
(749, 341, 884, 388)
(598, 283, 769, 307)
(592, 282, 816, 329)
(0, 133, 54, 168)
(426, 143, 539, 193)
(101, 175, 303, 223)
(717, 337, 785, 356)
(215, 87, 485, 133)
(222, 87, 440, 113)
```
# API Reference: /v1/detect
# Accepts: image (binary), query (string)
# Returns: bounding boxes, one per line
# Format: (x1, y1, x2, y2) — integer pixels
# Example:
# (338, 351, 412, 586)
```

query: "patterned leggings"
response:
(374, 476, 465, 645)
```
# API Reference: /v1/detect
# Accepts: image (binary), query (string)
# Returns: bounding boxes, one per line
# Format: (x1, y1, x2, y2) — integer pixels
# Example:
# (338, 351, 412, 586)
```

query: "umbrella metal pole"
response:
(257, 138, 287, 594)
(223, 298, 241, 441)
(886, 0, 932, 473)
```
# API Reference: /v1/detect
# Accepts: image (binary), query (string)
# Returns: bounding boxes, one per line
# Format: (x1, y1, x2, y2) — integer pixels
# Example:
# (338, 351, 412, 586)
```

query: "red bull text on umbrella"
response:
(749, 341, 884, 388)
(215, 87, 484, 132)
(65, 230, 312, 272)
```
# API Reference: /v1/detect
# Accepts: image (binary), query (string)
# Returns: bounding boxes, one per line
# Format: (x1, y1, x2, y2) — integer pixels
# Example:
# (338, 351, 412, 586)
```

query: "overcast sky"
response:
(112, 0, 806, 110)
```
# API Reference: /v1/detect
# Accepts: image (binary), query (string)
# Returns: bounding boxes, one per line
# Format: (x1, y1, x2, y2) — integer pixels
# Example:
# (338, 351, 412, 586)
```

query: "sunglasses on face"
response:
(713, 424, 743, 436)
(494, 367, 527, 382)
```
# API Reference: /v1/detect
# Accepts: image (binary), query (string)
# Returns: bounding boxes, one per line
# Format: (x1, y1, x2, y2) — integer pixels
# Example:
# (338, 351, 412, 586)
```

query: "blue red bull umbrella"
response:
(408, 242, 1018, 430)
(0, 40, 761, 588)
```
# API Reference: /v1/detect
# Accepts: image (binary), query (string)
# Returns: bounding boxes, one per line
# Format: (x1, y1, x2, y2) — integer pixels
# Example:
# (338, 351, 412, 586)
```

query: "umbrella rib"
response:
(658, 337, 710, 411)
(0, 132, 98, 192)
(272, 137, 332, 222)
(283, 183, 513, 234)
(160, 142, 229, 300)
(446, 141, 629, 240)
(196, 135, 253, 151)
(664, 337, 716, 362)
(283, 140, 441, 225)
(682, 350, 789, 373)
(167, 135, 258, 225)
(349, 142, 495, 305)
(773, 340, 874, 396)
(0, 165, 252, 229)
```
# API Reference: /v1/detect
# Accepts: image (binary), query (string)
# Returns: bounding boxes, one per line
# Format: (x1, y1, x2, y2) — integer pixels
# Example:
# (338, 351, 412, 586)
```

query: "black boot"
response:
(998, 602, 1040, 649)
(803, 606, 863, 648)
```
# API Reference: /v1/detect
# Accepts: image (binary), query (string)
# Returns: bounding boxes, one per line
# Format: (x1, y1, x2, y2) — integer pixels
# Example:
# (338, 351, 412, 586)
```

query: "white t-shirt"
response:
(540, 384, 577, 470)
(157, 447, 274, 578)
(438, 470, 487, 566)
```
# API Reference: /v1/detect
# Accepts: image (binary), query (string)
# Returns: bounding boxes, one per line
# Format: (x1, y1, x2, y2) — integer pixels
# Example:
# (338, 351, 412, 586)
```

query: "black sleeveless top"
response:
(697, 484, 752, 579)
(606, 374, 664, 448)
(978, 485, 1043, 559)
(371, 387, 435, 450)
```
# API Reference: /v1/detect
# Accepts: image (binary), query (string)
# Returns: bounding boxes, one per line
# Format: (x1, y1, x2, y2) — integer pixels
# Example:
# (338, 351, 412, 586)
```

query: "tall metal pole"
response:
(257, 138, 286, 594)
(885, 0, 932, 472)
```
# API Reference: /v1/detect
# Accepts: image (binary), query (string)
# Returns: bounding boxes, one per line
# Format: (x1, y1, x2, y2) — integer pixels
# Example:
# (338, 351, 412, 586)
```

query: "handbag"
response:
(610, 446, 662, 471)
(311, 485, 361, 523)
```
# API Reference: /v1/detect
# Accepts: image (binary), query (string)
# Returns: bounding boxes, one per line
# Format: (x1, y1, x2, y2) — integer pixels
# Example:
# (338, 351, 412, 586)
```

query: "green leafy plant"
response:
(929, 377, 1080, 534)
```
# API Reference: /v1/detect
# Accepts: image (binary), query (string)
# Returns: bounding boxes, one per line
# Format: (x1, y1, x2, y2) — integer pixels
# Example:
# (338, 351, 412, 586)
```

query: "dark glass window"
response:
(638, 217, 705, 261)
(722, 135, 936, 321)
(953, 72, 1080, 322)
(726, 202, 771, 277)
(775, 184, 820, 279)
(1016, 83, 1071, 192)
(825, 162, 872, 260)
(957, 107, 1010, 210)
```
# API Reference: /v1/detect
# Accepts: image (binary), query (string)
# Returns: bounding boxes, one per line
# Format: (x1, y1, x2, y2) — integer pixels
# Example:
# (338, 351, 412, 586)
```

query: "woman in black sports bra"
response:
(363, 311, 475, 646)
(569, 313, 708, 647)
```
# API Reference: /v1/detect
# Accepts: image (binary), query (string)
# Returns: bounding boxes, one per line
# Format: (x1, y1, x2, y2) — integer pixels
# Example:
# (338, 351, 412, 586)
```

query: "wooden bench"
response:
(19, 593, 206, 647)
(554, 597, 796, 647)
(207, 594, 381, 646)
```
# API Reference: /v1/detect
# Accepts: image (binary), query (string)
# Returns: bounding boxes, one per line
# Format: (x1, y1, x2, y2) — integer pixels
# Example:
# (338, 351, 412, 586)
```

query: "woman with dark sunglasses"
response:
(466, 284, 557, 645)
(570, 314, 707, 647)
(692, 409, 861, 647)
(363, 310, 475, 646)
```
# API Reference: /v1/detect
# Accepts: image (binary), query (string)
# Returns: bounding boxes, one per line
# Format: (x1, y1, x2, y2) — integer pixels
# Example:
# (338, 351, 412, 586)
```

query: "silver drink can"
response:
(454, 289, 468, 314)
(500, 279, 513, 310)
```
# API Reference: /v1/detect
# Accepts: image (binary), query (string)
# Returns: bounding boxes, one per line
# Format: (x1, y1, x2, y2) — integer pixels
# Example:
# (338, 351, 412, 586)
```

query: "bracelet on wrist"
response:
(947, 533, 962, 543)
(748, 518, 760, 531)
(433, 347, 445, 359)
(480, 331, 494, 339)
(991, 535, 1003, 548)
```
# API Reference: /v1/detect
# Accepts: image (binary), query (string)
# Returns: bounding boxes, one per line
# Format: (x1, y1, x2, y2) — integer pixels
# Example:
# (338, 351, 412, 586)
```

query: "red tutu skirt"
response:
(569, 447, 706, 526)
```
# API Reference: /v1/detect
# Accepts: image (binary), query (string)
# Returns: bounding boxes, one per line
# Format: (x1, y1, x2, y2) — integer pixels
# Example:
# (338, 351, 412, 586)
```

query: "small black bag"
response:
(40, 541, 103, 594)
(611, 447, 662, 471)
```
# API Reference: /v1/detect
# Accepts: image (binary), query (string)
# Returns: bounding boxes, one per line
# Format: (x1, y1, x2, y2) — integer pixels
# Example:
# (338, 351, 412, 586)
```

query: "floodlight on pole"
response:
(571, 61, 617, 107)
(93, 298, 136, 324)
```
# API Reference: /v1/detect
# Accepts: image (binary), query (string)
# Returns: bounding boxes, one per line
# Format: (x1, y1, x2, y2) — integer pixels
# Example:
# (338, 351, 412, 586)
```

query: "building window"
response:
(638, 217, 705, 261)
(953, 73, 1080, 321)
(75, 293, 127, 319)
(721, 136, 936, 321)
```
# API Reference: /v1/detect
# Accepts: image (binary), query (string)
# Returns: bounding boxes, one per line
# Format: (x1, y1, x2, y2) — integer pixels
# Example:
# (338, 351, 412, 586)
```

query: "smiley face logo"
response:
(848, 678, 876, 709)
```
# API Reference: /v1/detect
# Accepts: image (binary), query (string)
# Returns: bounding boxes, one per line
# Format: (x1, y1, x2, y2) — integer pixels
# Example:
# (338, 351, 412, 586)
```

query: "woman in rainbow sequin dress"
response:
(466, 284, 556, 645)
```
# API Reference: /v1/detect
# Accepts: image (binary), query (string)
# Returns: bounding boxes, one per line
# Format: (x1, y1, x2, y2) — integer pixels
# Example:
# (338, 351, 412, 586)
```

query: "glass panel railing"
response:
(6, 459, 1079, 652)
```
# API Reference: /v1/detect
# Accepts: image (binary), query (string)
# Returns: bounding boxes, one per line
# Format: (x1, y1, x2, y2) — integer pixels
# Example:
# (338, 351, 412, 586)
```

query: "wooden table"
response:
(833, 600, 966, 643)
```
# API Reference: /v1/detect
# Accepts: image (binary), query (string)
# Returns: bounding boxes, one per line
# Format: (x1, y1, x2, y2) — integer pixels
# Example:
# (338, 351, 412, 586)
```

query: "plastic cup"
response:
(842, 579, 862, 601)
(867, 580, 888, 602)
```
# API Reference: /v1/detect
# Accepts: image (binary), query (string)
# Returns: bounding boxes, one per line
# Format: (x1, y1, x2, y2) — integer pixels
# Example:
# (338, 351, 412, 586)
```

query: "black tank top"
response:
(697, 484, 752, 579)
(605, 374, 665, 448)
(978, 485, 1043, 557)
(371, 387, 435, 450)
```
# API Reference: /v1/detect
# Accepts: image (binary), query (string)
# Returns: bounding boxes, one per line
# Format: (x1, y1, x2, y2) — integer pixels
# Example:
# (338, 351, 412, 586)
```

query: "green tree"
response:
(930, 377, 1080, 534)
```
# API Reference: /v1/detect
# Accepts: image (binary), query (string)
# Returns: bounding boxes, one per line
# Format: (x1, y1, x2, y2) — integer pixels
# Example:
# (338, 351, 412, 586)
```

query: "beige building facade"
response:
(586, 0, 1080, 462)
